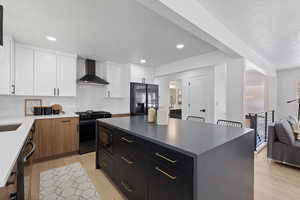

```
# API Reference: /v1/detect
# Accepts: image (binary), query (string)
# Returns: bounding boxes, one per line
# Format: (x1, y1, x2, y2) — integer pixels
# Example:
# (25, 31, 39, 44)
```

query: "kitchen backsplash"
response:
(0, 84, 130, 117)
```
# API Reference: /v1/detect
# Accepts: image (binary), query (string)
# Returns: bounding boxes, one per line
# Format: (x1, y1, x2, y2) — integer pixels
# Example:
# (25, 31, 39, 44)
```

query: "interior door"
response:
(187, 76, 209, 120)
(34, 51, 57, 96)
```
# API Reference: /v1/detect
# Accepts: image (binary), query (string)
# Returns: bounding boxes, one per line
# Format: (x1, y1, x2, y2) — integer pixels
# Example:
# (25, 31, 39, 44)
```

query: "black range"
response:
(76, 110, 112, 154)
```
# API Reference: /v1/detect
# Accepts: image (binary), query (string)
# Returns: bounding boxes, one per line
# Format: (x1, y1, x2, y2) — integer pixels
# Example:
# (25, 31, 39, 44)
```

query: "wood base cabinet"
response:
(34, 117, 79, 160)
(96, 122, 193, 200)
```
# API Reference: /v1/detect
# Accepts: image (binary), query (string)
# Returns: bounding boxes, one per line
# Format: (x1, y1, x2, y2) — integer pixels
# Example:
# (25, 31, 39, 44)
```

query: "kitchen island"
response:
(96, 116, 254, 200)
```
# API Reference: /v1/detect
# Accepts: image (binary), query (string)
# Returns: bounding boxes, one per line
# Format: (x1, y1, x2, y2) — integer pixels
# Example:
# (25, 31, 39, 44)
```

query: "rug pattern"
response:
(39, 162, 100, 200)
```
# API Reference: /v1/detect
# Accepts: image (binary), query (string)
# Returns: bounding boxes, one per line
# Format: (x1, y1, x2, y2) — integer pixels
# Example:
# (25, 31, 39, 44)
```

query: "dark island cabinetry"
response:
(96, 116, 254, 200)
(96, 123, 194, 200)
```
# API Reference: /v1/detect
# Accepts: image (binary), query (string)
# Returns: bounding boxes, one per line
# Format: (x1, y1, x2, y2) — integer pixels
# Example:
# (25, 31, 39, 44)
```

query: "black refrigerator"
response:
(130, 82, 159, 115)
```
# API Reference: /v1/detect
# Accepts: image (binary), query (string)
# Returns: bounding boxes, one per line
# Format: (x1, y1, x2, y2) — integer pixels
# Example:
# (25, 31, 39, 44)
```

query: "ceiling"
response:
(197, 0, 300, 69)
(2, 0, 217, 67)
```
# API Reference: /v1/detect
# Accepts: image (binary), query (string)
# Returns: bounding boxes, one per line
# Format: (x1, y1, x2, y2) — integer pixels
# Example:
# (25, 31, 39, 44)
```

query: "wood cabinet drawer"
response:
(150, 143, 194, 173)
(148, 161, 193, 200)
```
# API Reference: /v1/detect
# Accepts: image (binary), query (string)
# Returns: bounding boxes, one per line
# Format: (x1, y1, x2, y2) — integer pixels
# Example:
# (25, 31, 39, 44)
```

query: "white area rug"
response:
(40, 162, 100, 200)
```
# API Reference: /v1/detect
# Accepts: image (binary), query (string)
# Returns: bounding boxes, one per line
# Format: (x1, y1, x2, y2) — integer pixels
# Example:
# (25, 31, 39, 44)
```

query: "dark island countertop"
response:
(98, 116, 253, 157)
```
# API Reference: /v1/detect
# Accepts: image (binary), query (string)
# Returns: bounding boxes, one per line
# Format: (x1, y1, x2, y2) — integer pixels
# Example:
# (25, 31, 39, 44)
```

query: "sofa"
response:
(268, 120, 300, 167)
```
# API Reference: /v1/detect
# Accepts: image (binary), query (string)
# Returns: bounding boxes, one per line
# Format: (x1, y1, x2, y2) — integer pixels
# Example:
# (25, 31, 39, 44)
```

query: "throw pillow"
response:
(287, 116, 300, 140)
(275, 120, 296, 145)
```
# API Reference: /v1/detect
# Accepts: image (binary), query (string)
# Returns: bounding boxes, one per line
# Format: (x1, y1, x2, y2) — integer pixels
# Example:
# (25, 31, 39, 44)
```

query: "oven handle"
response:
(79, 119, 96, 125)
(23, 141, 36, 163)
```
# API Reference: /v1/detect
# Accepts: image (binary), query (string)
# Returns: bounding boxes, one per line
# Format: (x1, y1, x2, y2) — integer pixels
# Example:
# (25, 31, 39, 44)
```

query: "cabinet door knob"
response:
(155, 166, 177, 180)
(155, 152, 177, 164)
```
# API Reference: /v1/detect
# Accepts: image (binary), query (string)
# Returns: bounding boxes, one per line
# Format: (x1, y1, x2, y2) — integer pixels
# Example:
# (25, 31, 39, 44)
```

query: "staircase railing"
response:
(245, 110, 275, 151)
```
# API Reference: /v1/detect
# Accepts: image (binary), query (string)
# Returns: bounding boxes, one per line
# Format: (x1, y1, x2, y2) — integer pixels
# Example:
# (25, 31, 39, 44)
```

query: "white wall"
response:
(155, 55, 247, 123)
(226, 58, 245, 122)
(244, 70, 266, 114)
(266, 76, 277, 112)
(130, 64, 155, 84)
(155, 66, 215, 122)
(155, 51, 230, 77)
(277, 68, 300, 119)
(214, 63, 227, 122)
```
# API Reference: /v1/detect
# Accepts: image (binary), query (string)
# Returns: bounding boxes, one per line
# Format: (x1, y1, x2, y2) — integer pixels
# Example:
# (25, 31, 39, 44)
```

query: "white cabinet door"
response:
(15, 45, 34, 95)
(0, 36, 12, 95)
(105, 63, 122, 98)
(34, 51, 57, 96)
(57, 55, 77, 96)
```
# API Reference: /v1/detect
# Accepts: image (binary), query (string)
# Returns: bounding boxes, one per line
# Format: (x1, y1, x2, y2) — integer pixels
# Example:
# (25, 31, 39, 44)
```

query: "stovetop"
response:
(75, 110, 112, 120)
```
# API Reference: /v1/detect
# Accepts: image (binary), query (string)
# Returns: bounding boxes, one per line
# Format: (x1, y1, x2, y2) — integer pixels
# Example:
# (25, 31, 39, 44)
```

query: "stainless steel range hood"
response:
(78, 59, 109, 85)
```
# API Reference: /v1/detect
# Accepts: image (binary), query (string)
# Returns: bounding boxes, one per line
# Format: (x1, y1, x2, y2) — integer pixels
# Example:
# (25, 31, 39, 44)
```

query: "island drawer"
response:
(115, 131, 149, 157)
(117, 154, 148, 200)
(98, 150, 117, 182)
(148, 160, 193, 200)
(150, 143, 194, 173)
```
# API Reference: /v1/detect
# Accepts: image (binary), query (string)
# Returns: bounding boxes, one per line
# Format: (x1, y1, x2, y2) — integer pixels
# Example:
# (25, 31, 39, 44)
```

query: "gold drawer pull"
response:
(121, 181, 133, 193)
(155, 166, 177, 180)
(61, 120, 71, 123)
(121, 156, 134, 165)
(121, 137, 134, 143)
(155, 152, 177, 164)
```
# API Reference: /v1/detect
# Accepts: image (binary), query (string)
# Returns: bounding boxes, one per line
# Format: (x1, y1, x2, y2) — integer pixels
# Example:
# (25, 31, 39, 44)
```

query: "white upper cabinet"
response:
(57, 55, 77, 96)
(103, 62, 130, 98)
(105, 63, 121, 98)
(0, 36, 13, 95)
(13, 45, 77, 97)
(34, 51, 57, 96)
(15, 45, 34, 95)
(1, 40, 77, 97)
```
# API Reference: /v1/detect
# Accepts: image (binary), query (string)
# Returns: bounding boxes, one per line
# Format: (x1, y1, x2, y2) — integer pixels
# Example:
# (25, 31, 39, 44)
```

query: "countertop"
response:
(0, 113, 78, 187)
(98, 116, 253, 157)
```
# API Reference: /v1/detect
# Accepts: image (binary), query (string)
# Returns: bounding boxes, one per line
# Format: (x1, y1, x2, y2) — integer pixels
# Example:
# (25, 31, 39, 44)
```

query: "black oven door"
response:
(98, 126, 113, 155)
(79, 120, 97, 154)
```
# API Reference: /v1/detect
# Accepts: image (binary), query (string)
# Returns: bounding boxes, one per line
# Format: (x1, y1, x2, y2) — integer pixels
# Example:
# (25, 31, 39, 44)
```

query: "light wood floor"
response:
(31, 149, 300, 200)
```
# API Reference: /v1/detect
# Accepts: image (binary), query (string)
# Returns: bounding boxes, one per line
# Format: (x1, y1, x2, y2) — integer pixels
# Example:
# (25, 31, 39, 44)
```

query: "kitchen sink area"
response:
(0, 124, 21, 132)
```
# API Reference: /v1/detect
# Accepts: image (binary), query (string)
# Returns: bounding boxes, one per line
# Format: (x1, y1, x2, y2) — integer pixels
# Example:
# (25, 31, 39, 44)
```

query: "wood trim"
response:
(112, 113, 131, 118)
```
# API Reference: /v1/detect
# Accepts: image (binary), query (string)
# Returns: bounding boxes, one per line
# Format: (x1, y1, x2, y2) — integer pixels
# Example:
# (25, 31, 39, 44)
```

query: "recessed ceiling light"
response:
(46, 36, 56, 42)
(176, 44, 184, 49)
(140, 59, 146, 64)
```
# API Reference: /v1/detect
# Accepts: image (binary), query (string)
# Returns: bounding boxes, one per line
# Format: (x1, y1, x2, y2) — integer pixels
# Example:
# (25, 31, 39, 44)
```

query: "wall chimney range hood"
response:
(78, 59, 109, 85)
